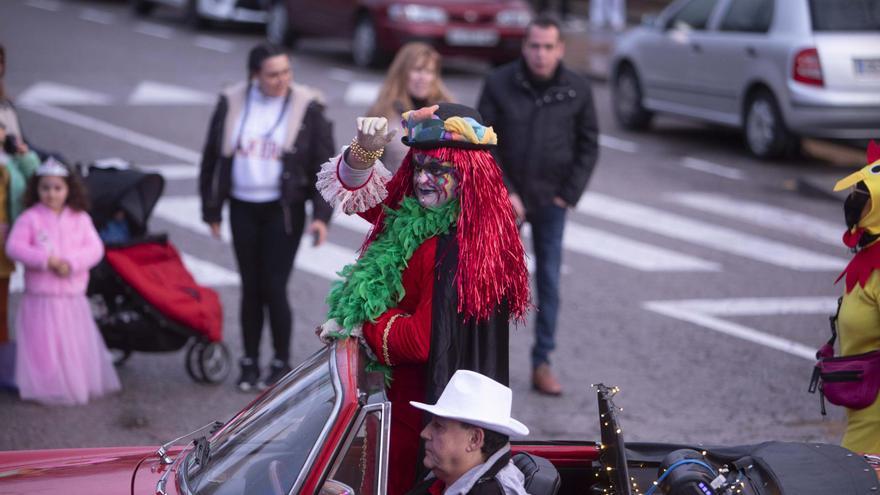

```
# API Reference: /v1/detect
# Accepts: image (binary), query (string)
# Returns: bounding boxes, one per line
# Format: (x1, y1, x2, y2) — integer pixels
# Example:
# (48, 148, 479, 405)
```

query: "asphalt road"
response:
(0, 0, 856, 452)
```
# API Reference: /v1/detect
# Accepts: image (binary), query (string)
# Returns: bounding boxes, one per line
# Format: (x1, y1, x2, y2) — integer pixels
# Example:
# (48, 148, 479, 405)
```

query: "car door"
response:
(639, 0, 721, 111)
(689, 0, 775, 125)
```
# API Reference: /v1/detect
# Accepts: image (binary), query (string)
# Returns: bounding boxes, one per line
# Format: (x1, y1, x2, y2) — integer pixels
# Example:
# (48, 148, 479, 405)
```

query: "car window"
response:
(720, 0, 774, 32)
(185, 349, 337, 495)
(666, 0, 721, 31)
(326, 409, 385, 495)
(810, 0, 880, 31)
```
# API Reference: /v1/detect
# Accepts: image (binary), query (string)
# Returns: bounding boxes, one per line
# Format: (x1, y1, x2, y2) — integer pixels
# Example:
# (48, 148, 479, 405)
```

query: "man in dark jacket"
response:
(477, 14, 599, 396)
(406, 370, 530, 495)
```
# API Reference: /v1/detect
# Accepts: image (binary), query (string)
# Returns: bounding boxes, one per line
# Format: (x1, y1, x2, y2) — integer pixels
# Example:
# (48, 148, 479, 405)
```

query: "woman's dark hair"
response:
(23, 160, 91, 212)
(247, 43, 287, 78)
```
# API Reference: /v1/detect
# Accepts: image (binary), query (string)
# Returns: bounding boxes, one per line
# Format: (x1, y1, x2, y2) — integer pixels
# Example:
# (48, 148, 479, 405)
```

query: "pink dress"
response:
(5, 203, 120, 405)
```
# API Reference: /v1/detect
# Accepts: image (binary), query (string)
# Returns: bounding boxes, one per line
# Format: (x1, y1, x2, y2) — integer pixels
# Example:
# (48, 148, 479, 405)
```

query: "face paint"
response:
(412, 153, 460, 208)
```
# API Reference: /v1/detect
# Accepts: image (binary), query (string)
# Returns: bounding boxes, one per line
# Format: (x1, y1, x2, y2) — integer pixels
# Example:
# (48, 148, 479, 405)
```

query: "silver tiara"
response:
(36, 157, 69, 177)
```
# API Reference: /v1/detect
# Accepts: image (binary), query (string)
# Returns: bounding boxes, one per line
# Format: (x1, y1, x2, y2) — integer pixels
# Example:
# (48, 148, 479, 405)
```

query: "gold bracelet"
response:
(382, 313, 408, 366)
(350, 138, 384, 164)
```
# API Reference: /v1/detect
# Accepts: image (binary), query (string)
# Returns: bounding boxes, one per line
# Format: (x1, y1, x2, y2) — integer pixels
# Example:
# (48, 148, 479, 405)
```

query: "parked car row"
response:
(129, 0, 532, 67)
(610, 0, 880, 159)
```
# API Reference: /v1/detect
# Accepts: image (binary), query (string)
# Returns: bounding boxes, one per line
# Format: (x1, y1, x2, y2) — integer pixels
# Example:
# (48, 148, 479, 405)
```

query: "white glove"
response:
(355, 117, 397, 153)
(316, 319, 362, 345)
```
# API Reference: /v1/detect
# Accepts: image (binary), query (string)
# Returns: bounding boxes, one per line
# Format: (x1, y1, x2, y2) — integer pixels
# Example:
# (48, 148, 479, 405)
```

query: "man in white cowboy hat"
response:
(406, 370, 530, 495)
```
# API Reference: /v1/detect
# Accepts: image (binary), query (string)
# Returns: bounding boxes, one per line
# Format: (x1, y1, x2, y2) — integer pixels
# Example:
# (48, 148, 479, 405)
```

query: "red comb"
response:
(869, 140, 880, 164)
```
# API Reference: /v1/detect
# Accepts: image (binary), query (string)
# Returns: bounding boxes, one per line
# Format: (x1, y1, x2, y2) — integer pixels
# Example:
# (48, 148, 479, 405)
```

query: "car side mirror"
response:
(320, 480, 357, 495)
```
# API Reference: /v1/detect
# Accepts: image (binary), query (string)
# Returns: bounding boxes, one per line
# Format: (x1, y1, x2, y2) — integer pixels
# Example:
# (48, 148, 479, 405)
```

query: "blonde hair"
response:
(368, 42, 453, 120)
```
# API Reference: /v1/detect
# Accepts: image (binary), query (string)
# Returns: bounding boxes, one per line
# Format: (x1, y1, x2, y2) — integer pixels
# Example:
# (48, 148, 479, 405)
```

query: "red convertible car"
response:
(1, 339, 879, 495)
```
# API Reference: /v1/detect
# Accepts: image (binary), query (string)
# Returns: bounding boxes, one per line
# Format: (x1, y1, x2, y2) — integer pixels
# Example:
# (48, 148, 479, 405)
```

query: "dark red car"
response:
(265, 0, 532, 67)
(1, 339, 878, 495)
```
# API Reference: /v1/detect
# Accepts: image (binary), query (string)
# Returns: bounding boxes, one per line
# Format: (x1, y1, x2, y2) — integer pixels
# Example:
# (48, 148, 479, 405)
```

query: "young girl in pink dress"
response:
(6, 158, 120, 405)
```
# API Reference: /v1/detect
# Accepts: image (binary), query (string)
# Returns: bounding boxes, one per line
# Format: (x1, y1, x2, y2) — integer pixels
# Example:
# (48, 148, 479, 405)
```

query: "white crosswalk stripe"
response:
(667, 192, 842, 247)
(152, 196, 359, 281)
(578, 192, 846, 271)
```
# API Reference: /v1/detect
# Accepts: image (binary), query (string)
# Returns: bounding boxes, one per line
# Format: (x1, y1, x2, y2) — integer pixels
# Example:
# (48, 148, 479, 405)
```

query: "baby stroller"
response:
(83, 160, 231, 384)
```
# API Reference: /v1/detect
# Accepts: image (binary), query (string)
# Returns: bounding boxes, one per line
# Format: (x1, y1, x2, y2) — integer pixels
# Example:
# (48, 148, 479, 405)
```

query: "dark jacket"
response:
(477, 59, 599, 212)
(199, 82, 335, 232)
(406, 451, 512, 495)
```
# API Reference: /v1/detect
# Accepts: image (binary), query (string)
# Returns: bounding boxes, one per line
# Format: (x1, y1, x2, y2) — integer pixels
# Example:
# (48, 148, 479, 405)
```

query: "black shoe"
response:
(260, 359, 292, 390)
(237, 358, 260, 392)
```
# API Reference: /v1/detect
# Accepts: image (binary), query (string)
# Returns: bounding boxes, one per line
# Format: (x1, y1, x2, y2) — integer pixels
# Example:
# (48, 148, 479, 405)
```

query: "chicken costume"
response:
(832, 140, 880, 453)
(317, 103, 530, 494)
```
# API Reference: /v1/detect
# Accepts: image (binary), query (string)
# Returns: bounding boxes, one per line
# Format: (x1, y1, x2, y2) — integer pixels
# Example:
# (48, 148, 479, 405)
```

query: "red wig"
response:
(362, 147, 530, 322)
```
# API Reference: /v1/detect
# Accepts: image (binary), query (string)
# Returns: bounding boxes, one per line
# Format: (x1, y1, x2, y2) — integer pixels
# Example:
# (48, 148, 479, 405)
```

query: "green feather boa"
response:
(326, 196, 459, 338)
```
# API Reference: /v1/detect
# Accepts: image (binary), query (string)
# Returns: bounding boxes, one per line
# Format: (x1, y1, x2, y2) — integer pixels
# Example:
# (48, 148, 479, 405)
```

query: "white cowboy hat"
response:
(410, 370, 529, 437)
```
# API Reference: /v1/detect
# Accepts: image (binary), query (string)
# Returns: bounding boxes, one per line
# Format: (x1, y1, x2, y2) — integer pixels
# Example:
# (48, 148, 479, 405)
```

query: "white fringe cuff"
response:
(317, 151, 392, 215)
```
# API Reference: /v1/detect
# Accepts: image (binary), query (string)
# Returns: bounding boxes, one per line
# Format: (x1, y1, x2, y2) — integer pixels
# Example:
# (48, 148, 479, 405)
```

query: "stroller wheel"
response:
(199, 342, 231, 384)
(185, 341, 207, 383)
(111, 348, 132, 366)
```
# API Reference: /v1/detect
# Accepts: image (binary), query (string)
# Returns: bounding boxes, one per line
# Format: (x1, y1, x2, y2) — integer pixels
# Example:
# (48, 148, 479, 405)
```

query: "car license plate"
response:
(445, 28, 498, 47)
(854, 58, 880, 78)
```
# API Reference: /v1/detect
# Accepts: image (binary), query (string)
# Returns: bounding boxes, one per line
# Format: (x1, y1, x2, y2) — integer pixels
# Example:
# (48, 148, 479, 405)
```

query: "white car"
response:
(131, 0, 267, 29)
(610, 0, 880, 158)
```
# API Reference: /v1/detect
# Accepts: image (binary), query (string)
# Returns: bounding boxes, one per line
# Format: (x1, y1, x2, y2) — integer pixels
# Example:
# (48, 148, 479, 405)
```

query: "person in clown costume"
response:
(832, 140, 880, 454)
(316, 103, 530, 494)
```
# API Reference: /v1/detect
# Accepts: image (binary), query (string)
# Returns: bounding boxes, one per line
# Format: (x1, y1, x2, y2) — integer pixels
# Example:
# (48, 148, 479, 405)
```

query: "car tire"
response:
(131, 0, 155, 16)
(613, 65, 653, 130)
(266, 2, 296, 47)
(744, 90, 799, 159)
(184, 0, 209, 30)
(352, 16, 385, 68)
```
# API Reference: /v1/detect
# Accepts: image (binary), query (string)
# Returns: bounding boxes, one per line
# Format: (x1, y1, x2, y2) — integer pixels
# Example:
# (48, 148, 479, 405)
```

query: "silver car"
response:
(610, 0, 880, 158)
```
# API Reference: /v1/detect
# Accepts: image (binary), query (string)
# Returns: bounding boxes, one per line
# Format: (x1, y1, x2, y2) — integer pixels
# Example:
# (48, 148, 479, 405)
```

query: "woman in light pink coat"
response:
(6, 158, 120, 405)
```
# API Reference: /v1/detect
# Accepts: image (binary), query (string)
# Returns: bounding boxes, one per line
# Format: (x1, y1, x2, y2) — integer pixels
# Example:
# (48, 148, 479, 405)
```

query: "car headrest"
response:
(512, 452, 561, 495)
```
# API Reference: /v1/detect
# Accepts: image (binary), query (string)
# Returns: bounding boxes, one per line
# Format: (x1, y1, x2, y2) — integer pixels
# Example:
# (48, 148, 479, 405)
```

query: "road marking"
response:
(194, 36, 235, 53)
(152, 196, 358, 281)
(180, 253, 240, 286)
(344, 82, 381, 107)
(24, 0, 60, 11)
(681, 157, 746, 180)
(128, 81, 215, 105)
(329, 68, 355, 82)
(17, 82, 112, 106)
(79, 8, 114, 24)
(135, 22, 175, 40)
(668, 192, 842, 247)
(578, 192, 846, 271)
(18, 104, 201, 163)
(560, 222, 719, 271)
(138, 164, 200, 180)
(643, 296, 838, 360)
(599, 134, 638, 153)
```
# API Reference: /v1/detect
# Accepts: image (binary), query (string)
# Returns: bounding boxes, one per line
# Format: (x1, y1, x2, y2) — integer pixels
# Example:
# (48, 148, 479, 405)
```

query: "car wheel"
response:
(266, 2, 296, 47)
(613, 65, 653, 130)
(744, 90, 799, 159)
(110, 348, 132, 366)
(198, 342, 232, 384)
(131, 0, 155, 16)
(184, 0, 209, 30)
(185, 341, 207, 383)
(352, 16, 384, 68)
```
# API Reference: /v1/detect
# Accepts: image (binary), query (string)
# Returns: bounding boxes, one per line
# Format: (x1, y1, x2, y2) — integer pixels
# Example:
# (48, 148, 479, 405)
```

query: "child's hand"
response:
(47, 256, 70, 277)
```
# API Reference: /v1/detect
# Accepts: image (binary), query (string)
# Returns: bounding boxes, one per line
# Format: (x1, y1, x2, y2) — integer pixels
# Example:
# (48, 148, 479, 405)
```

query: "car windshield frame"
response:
(178, 344, 343, 495)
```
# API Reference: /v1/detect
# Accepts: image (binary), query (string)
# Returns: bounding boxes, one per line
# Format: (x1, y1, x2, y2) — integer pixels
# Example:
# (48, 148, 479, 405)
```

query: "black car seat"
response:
(512, 452, 561, 495)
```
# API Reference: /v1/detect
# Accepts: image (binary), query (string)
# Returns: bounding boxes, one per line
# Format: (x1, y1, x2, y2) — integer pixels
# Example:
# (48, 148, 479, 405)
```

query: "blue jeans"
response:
(528, 203, 567, 369)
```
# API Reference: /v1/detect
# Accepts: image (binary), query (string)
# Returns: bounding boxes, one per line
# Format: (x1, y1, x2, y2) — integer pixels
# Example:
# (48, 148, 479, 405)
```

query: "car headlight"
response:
(496, 9, 531, 27)
(388, 4, 448, 24)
